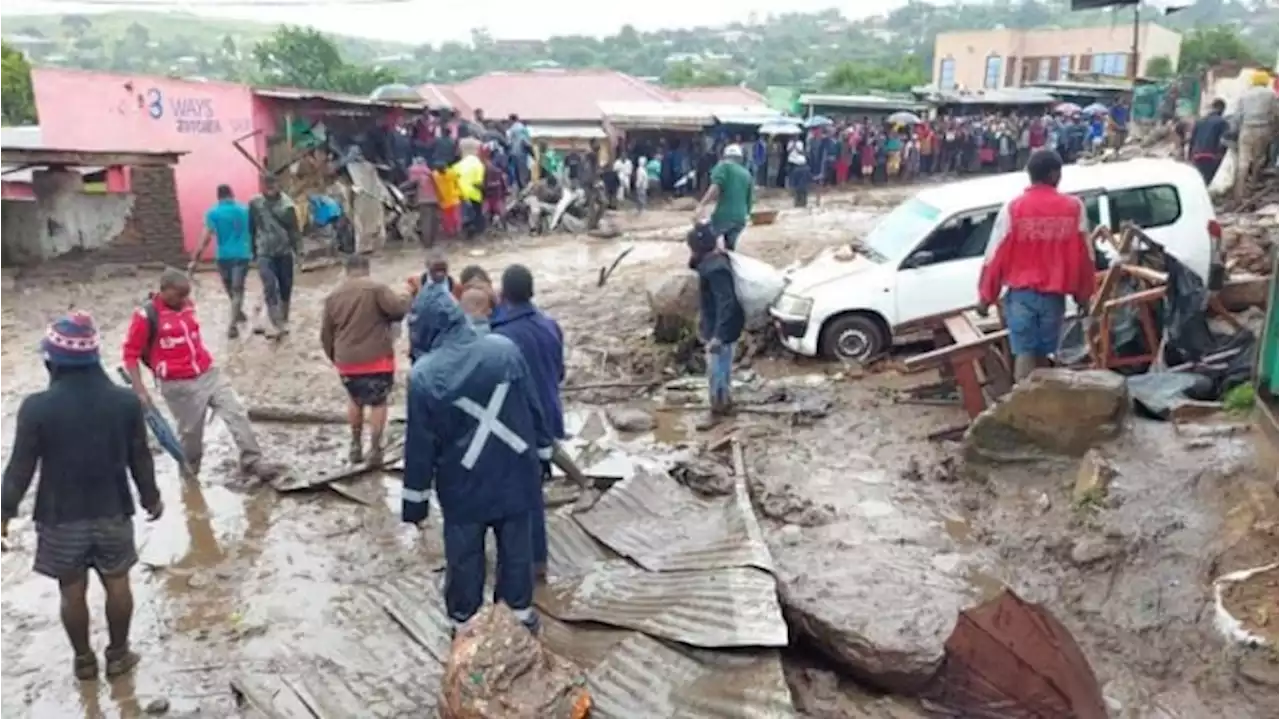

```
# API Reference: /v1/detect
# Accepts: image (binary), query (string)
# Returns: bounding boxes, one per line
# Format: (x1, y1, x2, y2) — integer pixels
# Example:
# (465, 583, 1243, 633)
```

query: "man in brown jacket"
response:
(320, 255, 412, 463)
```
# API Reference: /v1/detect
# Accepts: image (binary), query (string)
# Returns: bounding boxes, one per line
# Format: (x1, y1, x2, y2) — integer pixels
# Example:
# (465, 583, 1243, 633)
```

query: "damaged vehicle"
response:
(770, 158, 1224, 362)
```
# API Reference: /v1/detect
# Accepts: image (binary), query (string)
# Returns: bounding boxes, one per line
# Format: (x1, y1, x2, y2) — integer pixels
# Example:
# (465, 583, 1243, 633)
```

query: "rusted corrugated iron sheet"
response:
(922, 589, 1108, 719)
(576, 469, 774, 574)
(537, 559, 788, 649)
(376, 574, 455, 665)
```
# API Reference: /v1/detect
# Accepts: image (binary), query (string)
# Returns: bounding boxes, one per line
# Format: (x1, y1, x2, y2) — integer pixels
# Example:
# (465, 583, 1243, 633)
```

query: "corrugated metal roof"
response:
(1, 165, 103, 184)
(254, 87, 429, 110)
(527, 124, 609, 140)
(713, 110, 796, 127)
(449, 70, 672, 122)
(918, 87, 1057, 106)
(588, 635, 796, 719)
(670, 86, 770, 106)
(599, 101, 714, 128)
(798, 93, 928, 111)
(576, 468, 774, 573)
(537, 559, 788, 649)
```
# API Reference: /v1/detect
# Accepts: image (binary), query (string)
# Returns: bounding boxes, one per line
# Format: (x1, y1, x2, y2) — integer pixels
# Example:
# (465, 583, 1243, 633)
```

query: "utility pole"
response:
(1130, 2, 1141, 80)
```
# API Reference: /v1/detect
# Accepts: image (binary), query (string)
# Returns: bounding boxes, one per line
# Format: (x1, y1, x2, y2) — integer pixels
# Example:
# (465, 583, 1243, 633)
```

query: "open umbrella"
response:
(115, 367, 194, 479)
(1082, 102, 1109, 115)
(1054, 102, 1082, 115)
(922, 589, 1108, 719)
(804, 115, 834, 129)
(887, 110, 923, 125)
(759, 120, 802, 135)
(369, 83, 424, 104)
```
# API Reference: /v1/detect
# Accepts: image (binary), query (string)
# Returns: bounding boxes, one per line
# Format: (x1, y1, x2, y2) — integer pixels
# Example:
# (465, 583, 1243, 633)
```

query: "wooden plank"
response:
(903, 329, 1009, 372)
(1121, 264, 1168, 285)
(942, 315, 984, 345)
(1102, 286, 1165, 311)
(1089, 227, 1137, 320)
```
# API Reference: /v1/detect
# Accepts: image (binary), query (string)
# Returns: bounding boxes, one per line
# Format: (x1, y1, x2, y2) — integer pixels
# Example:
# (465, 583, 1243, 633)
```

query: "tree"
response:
(254, 26, 346, 88)
(823, 56, 928, 94)
(1, 43, 38, 126)
(1144, 55, 1174, 78)
(60, 14, 92, 37)
(1178, 25, 1262, 74)
(124, 22, 150, 48)
(662, 61, 734, 87)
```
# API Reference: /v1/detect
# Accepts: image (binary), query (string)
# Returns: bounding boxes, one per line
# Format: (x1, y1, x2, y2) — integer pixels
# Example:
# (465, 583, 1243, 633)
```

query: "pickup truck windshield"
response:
(859, 198, 942, 262)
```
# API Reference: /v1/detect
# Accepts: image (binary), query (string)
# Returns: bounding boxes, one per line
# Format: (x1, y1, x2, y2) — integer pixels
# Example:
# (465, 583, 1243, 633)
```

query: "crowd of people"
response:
(0, 132, 769, 674)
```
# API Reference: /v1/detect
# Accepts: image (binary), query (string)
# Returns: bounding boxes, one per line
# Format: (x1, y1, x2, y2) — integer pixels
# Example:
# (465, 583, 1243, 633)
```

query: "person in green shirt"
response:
(537, 142, 562, 183)
(694, 144, 754, 251)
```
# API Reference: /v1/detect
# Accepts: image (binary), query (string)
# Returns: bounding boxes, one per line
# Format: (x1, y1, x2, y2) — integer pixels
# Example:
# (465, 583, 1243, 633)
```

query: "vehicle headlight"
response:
(773, 293, 813, 318)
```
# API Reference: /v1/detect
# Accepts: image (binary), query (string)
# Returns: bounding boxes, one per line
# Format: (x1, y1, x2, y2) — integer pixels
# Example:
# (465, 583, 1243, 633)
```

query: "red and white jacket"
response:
(979, 184, 1096, 306)
(121, 296, 214, 381)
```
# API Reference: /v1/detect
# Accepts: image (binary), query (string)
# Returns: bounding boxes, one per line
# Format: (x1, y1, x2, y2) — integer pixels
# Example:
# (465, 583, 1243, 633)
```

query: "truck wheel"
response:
(820, 313, 887, 363)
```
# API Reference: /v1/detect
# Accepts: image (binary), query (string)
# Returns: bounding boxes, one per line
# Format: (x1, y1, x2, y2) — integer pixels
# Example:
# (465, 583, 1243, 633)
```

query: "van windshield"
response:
(858, 198, 942, 262)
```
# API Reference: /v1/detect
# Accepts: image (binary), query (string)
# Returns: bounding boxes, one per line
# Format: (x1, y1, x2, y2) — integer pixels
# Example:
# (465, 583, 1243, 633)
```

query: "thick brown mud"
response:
(2, 184, 1274, 717)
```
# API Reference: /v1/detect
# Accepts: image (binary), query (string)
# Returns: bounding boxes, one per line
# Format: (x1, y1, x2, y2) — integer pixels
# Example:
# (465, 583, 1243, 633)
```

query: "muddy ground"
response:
(1, 183, 1276, 718)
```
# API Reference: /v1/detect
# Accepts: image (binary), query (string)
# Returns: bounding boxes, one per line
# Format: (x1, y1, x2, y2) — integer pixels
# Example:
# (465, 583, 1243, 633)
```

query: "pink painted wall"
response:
(32, 68, 265, 256)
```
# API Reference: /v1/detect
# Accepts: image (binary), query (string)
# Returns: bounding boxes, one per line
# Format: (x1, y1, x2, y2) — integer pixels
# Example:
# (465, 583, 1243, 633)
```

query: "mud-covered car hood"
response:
(784, 246, 883, 295)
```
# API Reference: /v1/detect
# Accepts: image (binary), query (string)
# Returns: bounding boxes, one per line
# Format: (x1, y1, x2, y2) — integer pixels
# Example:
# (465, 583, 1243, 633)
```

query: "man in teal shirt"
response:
(190, 184, 252, 338)
(694, 144, 754, 251)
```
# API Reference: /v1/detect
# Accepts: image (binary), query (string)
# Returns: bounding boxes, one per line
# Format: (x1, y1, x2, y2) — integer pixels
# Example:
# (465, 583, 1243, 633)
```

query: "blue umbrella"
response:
(115, 367, 194, 478)
(804, 115, 834, 129)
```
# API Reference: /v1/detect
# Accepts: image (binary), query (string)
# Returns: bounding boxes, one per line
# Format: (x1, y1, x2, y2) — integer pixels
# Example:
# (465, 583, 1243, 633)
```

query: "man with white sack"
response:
(687, 223, 744, 426)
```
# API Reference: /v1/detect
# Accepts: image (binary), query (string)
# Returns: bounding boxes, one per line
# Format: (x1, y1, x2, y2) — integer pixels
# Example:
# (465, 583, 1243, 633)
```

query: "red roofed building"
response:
(440, 69, 673, 123)
(668, 85, 770, 106)
(419, 83, 472, 117)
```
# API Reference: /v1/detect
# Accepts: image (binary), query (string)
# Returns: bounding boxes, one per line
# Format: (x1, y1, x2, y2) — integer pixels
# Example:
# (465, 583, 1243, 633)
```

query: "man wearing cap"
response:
(694, 143, 755, 253)
(1234, 70, 1279, 201)
(2, 313, 162, 680)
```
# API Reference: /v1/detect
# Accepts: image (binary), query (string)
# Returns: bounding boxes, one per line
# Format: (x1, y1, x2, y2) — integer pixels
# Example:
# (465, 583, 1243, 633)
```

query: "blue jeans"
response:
(1003, 289, 1066, 358)
(258, 254, 295, 325)
(707, 341, 736, 407)
(714, 222, 745, 252)
(442, 512, 537, 631)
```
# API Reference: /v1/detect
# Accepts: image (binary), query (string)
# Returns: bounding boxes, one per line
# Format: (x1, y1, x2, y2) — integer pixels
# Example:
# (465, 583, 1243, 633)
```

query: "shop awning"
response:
(712, 108, 796, 126)
(527, 124, 608, 140)
(599, 101, 714, 129)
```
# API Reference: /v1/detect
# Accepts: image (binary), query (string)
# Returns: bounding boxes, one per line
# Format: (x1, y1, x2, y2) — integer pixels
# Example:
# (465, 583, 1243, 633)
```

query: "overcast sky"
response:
(5, 0, 922, 45)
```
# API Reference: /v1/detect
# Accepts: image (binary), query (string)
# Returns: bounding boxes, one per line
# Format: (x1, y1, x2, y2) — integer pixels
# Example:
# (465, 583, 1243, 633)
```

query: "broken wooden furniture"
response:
(899, 308, 1014, 419)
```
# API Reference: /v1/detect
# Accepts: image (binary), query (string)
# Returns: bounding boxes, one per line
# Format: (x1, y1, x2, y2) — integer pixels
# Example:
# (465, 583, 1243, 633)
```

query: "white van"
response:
(769, 158, 1223, 362)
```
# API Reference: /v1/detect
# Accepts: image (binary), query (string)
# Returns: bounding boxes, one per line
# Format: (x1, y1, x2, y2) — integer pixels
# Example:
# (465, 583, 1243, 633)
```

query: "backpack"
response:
(139, 297, 160, 370)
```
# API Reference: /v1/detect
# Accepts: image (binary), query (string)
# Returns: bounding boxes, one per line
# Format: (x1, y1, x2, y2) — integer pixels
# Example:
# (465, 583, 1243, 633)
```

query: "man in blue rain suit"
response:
(402, 285, 554, 635)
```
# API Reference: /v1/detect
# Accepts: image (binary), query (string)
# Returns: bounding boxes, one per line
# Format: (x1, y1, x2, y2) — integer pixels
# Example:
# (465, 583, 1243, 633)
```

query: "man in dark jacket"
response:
(2, 313, 162, 680)
(491, 264, 565, 577)
(402, 286, 553, 634)
(1187, 99, 1229, 185)
(688, 224, 744, 425)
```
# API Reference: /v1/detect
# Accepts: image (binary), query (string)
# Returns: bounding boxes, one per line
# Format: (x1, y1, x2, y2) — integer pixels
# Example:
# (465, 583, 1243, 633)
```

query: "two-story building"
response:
(932, 24, 1182, 90)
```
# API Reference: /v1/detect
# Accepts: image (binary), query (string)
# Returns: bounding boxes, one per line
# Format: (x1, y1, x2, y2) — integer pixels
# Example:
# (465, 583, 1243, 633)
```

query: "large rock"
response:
(440, 604, 591, 719)
(646, 271, 700, 343)
(965, 369, 1127, 461)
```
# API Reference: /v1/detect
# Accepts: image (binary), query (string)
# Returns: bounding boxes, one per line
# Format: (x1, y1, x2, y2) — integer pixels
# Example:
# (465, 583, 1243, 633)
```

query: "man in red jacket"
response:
(122, 269, 266, 477)
(978, 149, 1095, 382)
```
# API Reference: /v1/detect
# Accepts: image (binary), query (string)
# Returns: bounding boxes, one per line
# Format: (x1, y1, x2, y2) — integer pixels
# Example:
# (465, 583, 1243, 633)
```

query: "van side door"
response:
(1103, 182, 1205, 278)
(894, 205, 1001, 325)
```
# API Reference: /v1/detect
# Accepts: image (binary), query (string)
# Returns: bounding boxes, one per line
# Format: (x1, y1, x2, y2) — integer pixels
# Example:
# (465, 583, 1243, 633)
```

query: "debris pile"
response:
(439, 604, 591, 719)
(1220, 198, 1279, 276)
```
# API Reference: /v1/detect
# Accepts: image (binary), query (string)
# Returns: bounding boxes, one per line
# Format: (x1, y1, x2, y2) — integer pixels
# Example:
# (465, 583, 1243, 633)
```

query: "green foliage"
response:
(1223, 383, 1256, 415)
(1179, 26, 1266, 75)
(1, 43, 37, 126)
(823, 57, 928, 94)
(661, 61, 734, 88)
(1144, 55, 1174, 79)
(252, 26, 396, 94)
(9, 1, 1278, 95)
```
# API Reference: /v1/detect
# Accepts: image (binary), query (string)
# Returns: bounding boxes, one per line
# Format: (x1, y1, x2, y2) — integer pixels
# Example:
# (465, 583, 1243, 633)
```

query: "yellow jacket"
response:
(434, 168, 461, 209)
(455, 156, 485, 203)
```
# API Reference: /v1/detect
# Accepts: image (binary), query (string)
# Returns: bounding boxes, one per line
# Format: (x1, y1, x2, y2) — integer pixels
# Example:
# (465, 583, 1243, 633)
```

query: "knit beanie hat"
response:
(41, 311, 101, 367)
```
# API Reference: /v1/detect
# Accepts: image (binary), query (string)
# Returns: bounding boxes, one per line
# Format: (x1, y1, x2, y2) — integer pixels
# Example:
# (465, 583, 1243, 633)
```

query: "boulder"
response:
(439, 604, 591, 719)
(646, 271, 701, 343)
(965, 369, 1127, 461)
(1073, 449, 1116, 506)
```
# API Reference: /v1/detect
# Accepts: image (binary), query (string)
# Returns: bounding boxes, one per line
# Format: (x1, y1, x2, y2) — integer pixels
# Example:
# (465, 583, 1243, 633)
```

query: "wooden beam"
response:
(0, 148, 183, 167)
(903, 328, 1010, 372)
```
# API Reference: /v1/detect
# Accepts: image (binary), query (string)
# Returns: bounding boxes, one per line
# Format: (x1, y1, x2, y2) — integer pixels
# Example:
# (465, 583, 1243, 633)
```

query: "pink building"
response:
(32, 67, 267, 256)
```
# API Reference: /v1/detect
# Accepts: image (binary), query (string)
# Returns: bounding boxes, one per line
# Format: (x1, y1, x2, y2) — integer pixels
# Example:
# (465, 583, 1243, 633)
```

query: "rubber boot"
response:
(103, 645, 140, 678)
(73, 653, 98, 681)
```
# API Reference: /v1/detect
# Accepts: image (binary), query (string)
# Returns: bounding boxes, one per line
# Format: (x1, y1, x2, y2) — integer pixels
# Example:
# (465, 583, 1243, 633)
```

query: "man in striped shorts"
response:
(1, 313, 163, 680)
